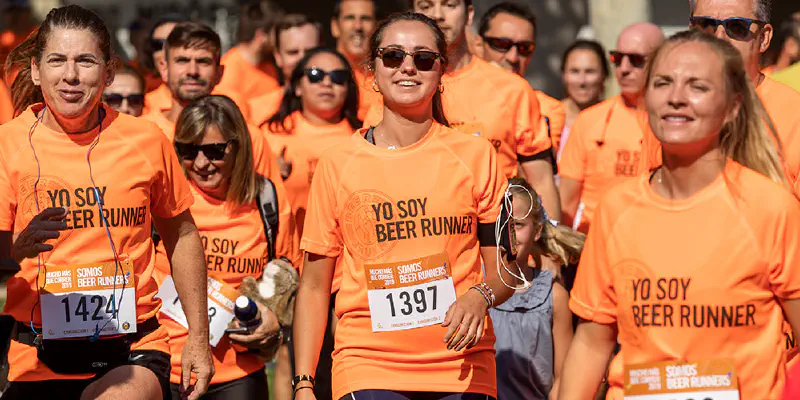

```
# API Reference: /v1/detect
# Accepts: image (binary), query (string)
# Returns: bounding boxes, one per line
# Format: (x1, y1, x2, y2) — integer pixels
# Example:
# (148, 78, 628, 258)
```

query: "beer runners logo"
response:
(19, 174, 75, 242)
(342, 190, 397, 260)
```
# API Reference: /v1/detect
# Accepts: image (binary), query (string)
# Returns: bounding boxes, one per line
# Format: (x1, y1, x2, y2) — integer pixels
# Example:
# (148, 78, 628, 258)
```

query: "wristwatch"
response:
(291, 374, 315, 389)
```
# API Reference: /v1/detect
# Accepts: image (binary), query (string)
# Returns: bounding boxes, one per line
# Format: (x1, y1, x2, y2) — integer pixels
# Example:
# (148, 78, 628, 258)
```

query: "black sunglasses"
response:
(151, 38, 166, 51)
(103, 93, 145, 108)
(304, 68, 350, 85)
(376, 48, 442, 71)
(609, 51, 647, 68)
(689, 16, 765, 41)
(174, 140, 236, 161)
(482, 36, 535, 57)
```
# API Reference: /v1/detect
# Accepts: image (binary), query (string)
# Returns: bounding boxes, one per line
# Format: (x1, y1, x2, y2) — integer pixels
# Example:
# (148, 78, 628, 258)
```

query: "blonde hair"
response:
(645, 30, 790, 190)
(508, 178, 585, 266)
(174, 95, 263, 207)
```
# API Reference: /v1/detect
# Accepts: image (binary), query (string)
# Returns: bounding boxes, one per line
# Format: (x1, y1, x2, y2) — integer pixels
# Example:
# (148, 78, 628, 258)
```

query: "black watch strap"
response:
(291, 374, 315, 389)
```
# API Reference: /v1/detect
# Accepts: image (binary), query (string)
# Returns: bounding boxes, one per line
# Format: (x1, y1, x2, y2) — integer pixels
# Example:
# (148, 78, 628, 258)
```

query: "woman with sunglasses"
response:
(293, 12, 520, 400)
(156, 95, 283, 400)
(559, 30, 800, 400)
(0, 5, 212, 400)
(104, 64, 146, 117)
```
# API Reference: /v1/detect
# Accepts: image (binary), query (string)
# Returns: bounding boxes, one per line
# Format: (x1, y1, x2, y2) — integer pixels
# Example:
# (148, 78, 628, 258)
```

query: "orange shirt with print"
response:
(0, 81, 12, 123)
(248, 88, 284, 128)
(140, 108, 300, 266)
(558, 95, 644, 233)
(0, 104, 192, 381)
(301, 123, 506, 399)
(535, 90, 566, 153)
(155, 183, 270, 385)
(571, 161, 800, 400)
(363, 57, 548, 178)
(216, 47, 280, 102)
(143, 84, 252, 121)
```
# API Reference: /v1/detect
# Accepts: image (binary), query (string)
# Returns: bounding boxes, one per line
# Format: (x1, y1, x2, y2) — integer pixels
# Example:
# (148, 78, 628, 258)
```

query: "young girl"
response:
(490, 177, 583, 400)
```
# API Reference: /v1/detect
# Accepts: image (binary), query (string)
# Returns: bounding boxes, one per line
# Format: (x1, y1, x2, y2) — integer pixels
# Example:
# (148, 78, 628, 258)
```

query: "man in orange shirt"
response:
(331, 0, 380, 119)
(559, 23, 664, 233)
(364, 0, 560, 218)
(477, 2, 566, 154)
(215, 0, 282, 102)
(247, 14, 321, 128)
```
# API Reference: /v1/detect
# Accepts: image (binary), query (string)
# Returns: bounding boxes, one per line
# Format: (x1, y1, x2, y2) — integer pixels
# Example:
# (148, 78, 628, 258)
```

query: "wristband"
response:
(470, 285, 492, 307)
(291, 374, 315, 389)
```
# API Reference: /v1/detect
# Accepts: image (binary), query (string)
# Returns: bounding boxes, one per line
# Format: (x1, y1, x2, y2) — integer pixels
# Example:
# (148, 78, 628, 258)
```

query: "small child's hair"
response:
(508, 177, 585, 266)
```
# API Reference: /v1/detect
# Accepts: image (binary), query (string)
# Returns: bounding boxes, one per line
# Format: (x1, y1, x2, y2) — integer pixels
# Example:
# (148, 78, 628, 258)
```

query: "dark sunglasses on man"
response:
(174, 140, 237, 161)
(689, 16, 766, 41)
(376, 48, 442, 71)
(151, 38, 166, 51)
(103, 93, 145, 109)
(304, 68, 350, 86)
(609, 51, 647, 69)
(482, 36, 536, 57)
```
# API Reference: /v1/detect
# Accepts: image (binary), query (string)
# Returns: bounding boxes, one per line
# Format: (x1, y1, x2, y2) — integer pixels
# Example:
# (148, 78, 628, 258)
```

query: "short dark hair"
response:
(334, 0, 377, 19)
(237, 0, 284, 43)
(479, 2, 536, 39)
(144, 14, 189, 70)
(560, 39, 610, 78)
(165, 22, 222, 63)
(274, 14, 321, 52)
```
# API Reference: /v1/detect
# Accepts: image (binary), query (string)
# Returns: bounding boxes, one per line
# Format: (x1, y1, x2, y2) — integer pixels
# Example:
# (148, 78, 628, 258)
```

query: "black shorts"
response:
(1, 349, 170, 400)
(169, 367, 268, 400)
(340, 391, 495, 400)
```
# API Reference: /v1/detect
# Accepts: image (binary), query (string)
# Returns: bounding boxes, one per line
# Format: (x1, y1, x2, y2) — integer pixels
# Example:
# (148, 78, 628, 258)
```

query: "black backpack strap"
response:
(257, 176, 279, 261)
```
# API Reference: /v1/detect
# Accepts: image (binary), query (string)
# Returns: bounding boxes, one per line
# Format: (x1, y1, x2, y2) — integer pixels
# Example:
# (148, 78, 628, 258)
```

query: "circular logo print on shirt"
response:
(18, 174, 75, 242)
(612, 259, 654, 348)
(341, 190, 397, 261)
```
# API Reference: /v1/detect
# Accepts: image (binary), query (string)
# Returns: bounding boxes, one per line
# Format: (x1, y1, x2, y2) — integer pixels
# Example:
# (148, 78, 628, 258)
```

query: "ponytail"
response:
(5, 29, 43, 116)
(432, 90, 449, 127)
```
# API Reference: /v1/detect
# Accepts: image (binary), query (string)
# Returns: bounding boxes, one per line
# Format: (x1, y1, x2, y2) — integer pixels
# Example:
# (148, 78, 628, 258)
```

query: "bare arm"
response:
(549, 281, 574, 400)
(520, 158, 561, 221)
(558, 177, 583, 228)
(293, 252, 336, 399)
(558, 320, 617, 400)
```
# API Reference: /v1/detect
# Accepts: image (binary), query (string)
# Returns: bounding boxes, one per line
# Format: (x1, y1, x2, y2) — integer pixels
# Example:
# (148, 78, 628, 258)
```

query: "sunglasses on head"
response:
(482, 36, 536, 57)
(376, 48, 442, 71)
(689, 16, 765, 41)
(151, 38, 166, 51)
(174, 140, 236, 161)
(609, 51, 647, 68)
(103, 93, 144, 108)
(304, 68, 350, 85)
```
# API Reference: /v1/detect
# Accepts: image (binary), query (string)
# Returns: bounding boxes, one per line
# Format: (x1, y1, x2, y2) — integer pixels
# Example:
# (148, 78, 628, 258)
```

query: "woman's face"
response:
(562, 48, 605, 107)
(181, 124, 235, 198)
(32, 28, 113, 119)
(373, 20, 442, 111)
(297, 52, 349, 120)
(646, 41, 737, 150)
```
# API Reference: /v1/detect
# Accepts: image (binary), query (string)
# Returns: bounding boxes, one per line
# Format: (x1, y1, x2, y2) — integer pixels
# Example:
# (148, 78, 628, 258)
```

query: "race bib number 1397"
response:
(624, 359, 739, 400)
(365, 253, 456, 332)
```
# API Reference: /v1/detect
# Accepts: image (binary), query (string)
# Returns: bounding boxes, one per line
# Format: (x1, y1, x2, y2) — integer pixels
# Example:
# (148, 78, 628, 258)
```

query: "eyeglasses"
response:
(482, 37, 535, 57)
(376, 48, 442, 71)
(304, 68, 350, 85)
(151, 38, 166, 51)
(174, 140, 236, 161)
(609, 51, 647, 68)
(689, 16, 766, 41)
(103, 93, 145, 109)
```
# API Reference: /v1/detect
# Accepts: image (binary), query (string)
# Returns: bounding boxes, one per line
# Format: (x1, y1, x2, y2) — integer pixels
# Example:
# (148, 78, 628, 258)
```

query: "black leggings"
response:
(169, 368, 268, 400)
(340, 391, 495, 400)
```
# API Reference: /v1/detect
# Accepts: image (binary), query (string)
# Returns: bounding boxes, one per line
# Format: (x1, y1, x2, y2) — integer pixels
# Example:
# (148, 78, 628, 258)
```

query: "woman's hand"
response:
(441, 288, 489, 351)
(13, 207, 68, 263)
(228, 301, 281, 349)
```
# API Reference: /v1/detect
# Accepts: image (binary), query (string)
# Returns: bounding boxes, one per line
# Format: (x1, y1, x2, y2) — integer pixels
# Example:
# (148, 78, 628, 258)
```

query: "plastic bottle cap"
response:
(235, 296, 251, 309)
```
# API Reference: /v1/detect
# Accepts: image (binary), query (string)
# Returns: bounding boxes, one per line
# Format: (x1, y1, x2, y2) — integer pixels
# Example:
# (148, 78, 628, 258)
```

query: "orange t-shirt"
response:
(143, 83, 252, 121)
(558, 95, 644, 233)
(248, 88, 284, 128)
(535, 90, 566, 153)
(570, 161, 800, 400)
(363, 57, 548, 178)
(140, 109, 300, 266)
(216, 47, 280, 102)
(0, 104, 192, 381)
(155, 183, 269, 385)
(301, 123, 506, 399)
(0, 81, 12, 123)
(352, 66, 382, 122)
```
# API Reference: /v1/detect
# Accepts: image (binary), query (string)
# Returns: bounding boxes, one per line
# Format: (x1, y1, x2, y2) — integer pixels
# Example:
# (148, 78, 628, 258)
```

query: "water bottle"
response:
(234, 296, 261, 333)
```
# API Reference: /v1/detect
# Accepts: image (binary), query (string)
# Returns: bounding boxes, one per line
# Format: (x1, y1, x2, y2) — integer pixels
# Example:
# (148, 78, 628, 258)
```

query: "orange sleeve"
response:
(0, 83, 12, 123)
(0, 144, 14, 230)
(515, 87, 550, 159)
(150, 131, 194, 218)
(568, 199, 617, 324)
(557, 113, 588, 182)
(548, 101, 567, 151)
(299, 154, 343, 257)
(476, 142, 506, 223)
(767, 197, 800, 299)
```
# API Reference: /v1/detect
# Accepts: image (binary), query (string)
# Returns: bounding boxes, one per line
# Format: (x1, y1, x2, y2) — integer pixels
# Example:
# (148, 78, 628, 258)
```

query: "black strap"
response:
(256, 176, 279, 261)
(12, 316, 160, 347)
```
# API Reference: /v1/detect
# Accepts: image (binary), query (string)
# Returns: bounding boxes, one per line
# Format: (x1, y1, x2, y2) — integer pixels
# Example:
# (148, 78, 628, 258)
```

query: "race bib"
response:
(38, 258, 136, 339)
(365, 253, 457, 332)
(156, 275, 238, 346)
(624, 359, 739, 400)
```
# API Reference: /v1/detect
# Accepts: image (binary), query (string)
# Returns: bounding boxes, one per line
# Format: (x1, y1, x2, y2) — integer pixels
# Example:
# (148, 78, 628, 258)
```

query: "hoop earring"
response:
(372, 80, 380, 93)
(438, 84, 444, 93)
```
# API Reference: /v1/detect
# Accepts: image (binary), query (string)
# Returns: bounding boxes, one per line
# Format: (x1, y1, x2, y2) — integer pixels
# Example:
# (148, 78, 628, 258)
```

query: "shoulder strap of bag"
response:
(256, 176, 279, 261)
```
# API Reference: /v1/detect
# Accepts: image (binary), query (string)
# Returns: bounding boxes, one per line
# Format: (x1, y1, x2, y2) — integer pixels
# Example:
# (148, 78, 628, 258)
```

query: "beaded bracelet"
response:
(470, 284, 493, 307)
(477, 282, 496, 306)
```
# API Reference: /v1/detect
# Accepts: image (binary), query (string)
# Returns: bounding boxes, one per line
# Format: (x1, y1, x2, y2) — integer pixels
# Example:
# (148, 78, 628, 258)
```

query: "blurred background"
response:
(1, 0, 798, 101)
